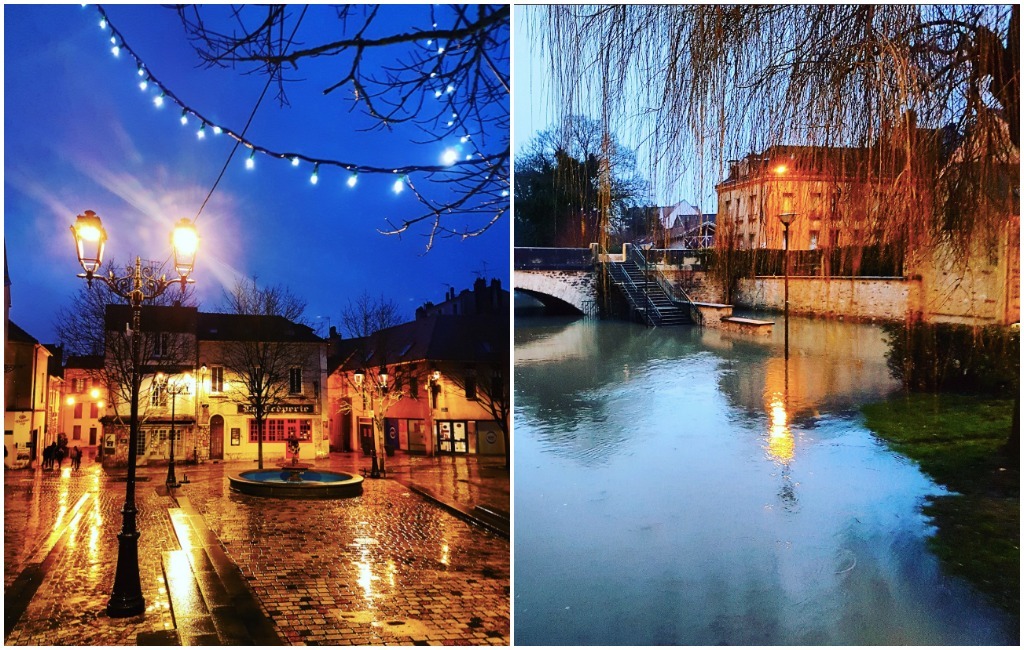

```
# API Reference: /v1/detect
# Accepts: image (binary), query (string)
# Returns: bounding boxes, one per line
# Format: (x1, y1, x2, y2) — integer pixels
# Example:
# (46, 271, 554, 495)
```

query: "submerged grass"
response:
(862, 394, 1019, 614)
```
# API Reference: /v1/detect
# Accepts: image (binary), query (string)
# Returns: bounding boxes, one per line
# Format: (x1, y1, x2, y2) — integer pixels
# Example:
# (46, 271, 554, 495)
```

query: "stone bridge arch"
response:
(514, 269, 599, 317)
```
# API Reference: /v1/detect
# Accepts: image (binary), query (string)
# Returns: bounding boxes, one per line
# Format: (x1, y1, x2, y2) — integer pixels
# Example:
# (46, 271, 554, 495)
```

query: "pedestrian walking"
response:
(43, 442, 57, 470)
(71, 446, 82, 470)
(55, 446, 65, 470)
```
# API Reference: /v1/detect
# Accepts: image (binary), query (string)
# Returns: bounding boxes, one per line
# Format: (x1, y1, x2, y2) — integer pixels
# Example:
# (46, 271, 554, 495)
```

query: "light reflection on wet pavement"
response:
(514, 315, 1017, 645)
(4, 453, 509, 645)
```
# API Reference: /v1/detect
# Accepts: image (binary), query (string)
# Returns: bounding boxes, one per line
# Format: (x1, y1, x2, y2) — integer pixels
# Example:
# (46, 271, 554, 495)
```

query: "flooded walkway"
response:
(513, 315, 1016, 645)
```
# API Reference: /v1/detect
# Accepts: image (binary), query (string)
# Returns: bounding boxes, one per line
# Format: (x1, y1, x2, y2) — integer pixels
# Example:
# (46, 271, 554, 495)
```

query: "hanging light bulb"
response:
(153, 92, 165, 108)
(438, 46, 445, 54)
(180, 109, 188, 125)
(111, 44, 120, 57)
(212, 125, 222, 135)
(310, 163, 320, 185)
(245, 150, 255, 170)
(392, 175, 406, 194)
(136, 65, 145, 77)
(441, 148, 459, 166)
(347, 171, 358, 188)
(99, 18, 107, 29)
(460, 135, 469, 143)
(291, 156, 300, 167)
(434, 90, 442, 98)
(501, 189, 510, 197)
(430, 72, 437, 78)
(465, 154, 473, 161)
(446, 85, 455, 94)
(426, 39, 432, 45)
(138, 78, 149, 91)
(447, 120, 454, 127)
(197, 123, 206, 139)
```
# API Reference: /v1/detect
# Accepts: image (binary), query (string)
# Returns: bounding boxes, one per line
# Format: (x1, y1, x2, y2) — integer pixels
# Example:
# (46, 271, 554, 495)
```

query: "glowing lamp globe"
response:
(171, 219, 198, 280)
(71, 210, 108, 276)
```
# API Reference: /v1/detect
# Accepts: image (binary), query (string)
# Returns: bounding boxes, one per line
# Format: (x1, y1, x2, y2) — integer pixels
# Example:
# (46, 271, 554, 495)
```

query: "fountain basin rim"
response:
(229, 469, 363, 498)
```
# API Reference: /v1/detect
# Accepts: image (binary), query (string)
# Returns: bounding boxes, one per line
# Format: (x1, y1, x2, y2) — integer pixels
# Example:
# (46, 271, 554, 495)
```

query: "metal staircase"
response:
(608, 246, 702, 327)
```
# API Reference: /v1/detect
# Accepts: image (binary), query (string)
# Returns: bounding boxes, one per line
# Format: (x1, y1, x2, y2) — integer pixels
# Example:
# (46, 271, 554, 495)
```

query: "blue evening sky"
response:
(5, 4, 510, 344)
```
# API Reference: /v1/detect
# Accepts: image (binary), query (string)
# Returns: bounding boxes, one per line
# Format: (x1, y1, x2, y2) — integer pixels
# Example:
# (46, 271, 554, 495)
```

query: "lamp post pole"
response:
(778, 213, 796, 361)
(71, 210, 197, 618)
(165, 374, 190, 488)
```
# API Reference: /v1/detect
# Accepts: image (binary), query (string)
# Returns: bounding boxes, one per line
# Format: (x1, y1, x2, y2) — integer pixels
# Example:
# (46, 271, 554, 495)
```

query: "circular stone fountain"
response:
(229, 465, 363, 498)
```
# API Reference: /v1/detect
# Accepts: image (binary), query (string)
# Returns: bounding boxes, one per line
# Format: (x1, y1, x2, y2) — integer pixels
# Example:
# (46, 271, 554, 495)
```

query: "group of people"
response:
(41, 441, 83, 470)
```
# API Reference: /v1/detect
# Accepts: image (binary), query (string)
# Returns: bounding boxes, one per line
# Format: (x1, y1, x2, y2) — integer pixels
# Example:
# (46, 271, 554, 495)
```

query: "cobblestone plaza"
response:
(4, 453, 510, 645)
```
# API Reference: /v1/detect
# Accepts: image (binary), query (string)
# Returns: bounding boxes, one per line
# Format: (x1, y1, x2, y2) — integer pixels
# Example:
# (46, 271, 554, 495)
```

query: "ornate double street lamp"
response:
(156, 372, 192, 489)
(71, 210, 198, 618)
(777, 212, 797, 361)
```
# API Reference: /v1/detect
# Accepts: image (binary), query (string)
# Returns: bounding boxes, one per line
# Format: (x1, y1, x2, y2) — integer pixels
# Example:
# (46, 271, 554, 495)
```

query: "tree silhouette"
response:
(173, 4, 510, 250)
(530, 5, 1018, 253)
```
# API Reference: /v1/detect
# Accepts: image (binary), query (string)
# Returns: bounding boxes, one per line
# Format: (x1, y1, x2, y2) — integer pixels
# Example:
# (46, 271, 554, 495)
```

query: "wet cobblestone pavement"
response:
(4, 453, 509, 645)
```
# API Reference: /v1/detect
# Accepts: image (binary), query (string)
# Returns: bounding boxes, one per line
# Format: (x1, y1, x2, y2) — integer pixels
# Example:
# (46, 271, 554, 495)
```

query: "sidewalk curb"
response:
(394, 480, 510, 539)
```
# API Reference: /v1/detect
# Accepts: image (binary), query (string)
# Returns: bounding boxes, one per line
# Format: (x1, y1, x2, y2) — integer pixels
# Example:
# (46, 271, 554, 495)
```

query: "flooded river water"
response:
(514, 313, 1015, 645)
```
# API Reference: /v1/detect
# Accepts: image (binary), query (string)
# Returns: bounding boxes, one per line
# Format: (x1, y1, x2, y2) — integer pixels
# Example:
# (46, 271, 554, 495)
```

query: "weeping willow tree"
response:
(526, 4, 1018, 281)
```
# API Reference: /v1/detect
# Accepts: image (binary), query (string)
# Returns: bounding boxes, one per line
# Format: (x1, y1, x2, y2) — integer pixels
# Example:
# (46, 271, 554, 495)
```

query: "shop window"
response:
(249, 419, 310, 443)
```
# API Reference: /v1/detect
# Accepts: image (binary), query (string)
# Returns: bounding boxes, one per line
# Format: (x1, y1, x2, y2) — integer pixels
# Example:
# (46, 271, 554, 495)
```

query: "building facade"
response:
(4, 321, 53, 467)
(196, 312, 329, 463)
(328, 279, 510, 461)
(100, 305, 328, 466)
(61, 354, 106, 455)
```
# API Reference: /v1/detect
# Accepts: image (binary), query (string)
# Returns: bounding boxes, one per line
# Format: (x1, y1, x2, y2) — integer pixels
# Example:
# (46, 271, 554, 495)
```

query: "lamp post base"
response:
(106, 528, 145, 618)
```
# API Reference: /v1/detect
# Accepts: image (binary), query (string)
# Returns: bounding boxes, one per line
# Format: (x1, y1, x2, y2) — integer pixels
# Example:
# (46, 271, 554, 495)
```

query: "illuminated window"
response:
(211, 366, 224, 393)
(151, 383, 167, 407)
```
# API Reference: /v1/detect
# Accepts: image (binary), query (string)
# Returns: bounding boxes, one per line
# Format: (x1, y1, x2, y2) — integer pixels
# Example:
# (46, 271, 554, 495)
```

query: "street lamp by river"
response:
(71, 210, 198, 618)
(778, 212, 797, 360)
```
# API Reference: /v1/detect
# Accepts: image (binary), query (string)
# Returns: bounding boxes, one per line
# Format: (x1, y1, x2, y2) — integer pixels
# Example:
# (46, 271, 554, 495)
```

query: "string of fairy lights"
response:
(88, 4, 505, 196)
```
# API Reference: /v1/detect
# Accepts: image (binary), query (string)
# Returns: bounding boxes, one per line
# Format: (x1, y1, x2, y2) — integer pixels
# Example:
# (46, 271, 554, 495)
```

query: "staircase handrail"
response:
(609, 260, 663, 326)
(632, 244, 704, 327)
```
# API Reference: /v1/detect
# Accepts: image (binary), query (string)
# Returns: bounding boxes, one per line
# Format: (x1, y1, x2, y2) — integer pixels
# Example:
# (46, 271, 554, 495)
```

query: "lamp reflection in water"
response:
(767, 395, 794, 462)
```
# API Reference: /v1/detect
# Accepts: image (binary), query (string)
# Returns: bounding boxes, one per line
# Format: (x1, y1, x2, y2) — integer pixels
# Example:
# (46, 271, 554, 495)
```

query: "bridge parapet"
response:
(514, 247, 595, 270)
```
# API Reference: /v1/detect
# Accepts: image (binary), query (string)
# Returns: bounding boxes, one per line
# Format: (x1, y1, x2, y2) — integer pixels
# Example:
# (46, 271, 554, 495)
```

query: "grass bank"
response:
(862, 394, 1018, 614)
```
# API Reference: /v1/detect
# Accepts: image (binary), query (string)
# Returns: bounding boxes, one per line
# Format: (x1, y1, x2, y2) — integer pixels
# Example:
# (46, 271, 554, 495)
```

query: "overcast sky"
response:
(5, 4, 509, 345)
